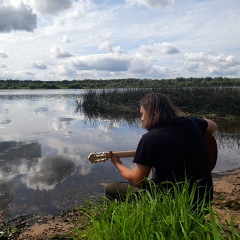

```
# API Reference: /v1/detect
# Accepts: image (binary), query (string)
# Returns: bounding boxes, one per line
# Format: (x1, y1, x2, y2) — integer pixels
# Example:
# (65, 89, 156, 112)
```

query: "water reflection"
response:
(0, 140, 41, 160)
(0, 141, 77, 191)
(0, 141, 41, 184)
(22, 155, 76, 191)
(0, 119, 11, 125)
(0, 89, 239, 220)
(215, 130, 240, 172)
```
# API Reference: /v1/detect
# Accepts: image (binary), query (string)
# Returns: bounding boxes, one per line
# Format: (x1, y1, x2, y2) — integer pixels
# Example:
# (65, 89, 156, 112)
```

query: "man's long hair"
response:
(140, 93, 179, 131)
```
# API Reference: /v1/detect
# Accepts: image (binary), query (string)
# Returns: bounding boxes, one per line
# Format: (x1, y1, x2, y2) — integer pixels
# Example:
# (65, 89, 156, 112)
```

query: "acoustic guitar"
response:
(203, 131, 218, 171)
(88, 131, 218, 171)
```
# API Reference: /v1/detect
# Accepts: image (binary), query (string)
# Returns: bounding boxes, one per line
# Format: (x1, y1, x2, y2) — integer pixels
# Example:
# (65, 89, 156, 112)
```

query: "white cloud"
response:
(182, 52, 240, 76)
(184, 52, 206, 61)
(72, 53, 131, 72)
(126, 0, 174, 9)
(57, 65, 77, 76)
(208, 54, 240, 67)
(183, 61, 199, 71)
(0, 63, 7, 68)
(30, 61, 48, 70)
(24, 71, 35, 76)
(60, 0, 94, 19)
(50, 45, 74, 58)
(140, 42, 180, 55)
(0, 51, 8, 58)
(208, 66, 239, 76)
(0, 2, 37, 32)
(128, 52, 154, 73)
(28, 0, 73, 16)
(62, 35, 70, 43)
(98, 41, 113, 52)
(162, 45, 179, 54)
(150, 65, 178, 78)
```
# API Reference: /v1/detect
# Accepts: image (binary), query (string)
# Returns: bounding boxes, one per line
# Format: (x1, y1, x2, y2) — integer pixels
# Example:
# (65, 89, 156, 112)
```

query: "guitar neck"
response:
(88, 150, 136, 163)
(111, 150, 136, 158)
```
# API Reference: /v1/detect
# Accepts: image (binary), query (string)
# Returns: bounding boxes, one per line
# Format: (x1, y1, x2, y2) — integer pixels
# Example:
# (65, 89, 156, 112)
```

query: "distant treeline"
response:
(0, 77, 240, 89)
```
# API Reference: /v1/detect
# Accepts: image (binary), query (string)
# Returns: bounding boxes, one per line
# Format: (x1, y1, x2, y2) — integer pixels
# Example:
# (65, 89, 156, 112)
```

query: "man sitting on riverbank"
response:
(105, 93, 218, 207)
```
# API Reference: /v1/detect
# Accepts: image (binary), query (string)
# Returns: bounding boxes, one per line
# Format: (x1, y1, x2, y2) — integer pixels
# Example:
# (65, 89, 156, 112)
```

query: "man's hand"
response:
(109, 151, 122, 165)
(109, 151, 151, 186)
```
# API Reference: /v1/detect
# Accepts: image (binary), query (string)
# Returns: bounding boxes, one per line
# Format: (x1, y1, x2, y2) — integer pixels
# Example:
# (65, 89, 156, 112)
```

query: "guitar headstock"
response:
(88, 152, 111, 163)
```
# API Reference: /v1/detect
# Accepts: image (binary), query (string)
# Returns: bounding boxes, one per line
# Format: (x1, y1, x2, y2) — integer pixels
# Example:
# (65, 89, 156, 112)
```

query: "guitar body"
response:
(203, 131, 218, 171)
(89, 131, 218, 172)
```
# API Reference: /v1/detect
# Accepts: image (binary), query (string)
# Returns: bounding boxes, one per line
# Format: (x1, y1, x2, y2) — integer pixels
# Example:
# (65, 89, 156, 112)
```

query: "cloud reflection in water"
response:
(21, 155, 76, 191)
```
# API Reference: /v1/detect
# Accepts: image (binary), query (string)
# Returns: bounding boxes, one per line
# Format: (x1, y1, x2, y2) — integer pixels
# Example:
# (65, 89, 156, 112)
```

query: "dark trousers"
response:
(104, 182, 140, 200)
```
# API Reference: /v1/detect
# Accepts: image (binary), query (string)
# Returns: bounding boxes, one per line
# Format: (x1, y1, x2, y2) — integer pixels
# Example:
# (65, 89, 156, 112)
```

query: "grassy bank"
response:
(69, 180, 239, 239)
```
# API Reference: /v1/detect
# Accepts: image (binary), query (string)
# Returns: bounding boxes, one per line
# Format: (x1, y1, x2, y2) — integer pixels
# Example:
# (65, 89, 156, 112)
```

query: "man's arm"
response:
(204, 118, 218, 133)
(109, 151, 151, 186)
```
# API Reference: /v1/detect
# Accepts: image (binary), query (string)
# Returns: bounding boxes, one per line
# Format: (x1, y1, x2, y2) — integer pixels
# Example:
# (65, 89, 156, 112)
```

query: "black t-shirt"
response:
(133, 116, 213, 202)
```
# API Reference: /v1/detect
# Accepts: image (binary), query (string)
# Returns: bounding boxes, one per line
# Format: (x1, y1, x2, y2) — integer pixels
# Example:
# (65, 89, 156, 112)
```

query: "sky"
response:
(0, 0, 240, 81)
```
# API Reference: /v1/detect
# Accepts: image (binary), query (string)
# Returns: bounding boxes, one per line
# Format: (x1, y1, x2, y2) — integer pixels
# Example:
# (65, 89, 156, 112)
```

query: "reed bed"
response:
(76, 89, 147, 126)
(76, 87, 240, 121)
(70, 180, 239, 240)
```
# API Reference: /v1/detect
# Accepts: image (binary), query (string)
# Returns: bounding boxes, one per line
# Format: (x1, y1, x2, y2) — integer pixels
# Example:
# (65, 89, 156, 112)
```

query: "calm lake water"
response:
(0, 89, 239, 220)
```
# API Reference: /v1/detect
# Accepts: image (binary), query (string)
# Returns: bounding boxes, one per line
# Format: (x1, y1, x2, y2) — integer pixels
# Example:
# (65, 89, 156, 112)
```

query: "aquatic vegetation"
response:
(0, 211, 4, 238)
(76, 87, 240, 120)
(0, 210, 3, 224)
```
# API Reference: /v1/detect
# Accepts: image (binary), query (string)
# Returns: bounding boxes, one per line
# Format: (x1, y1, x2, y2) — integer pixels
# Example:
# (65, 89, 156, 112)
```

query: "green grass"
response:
(69, 180, 239, 240)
